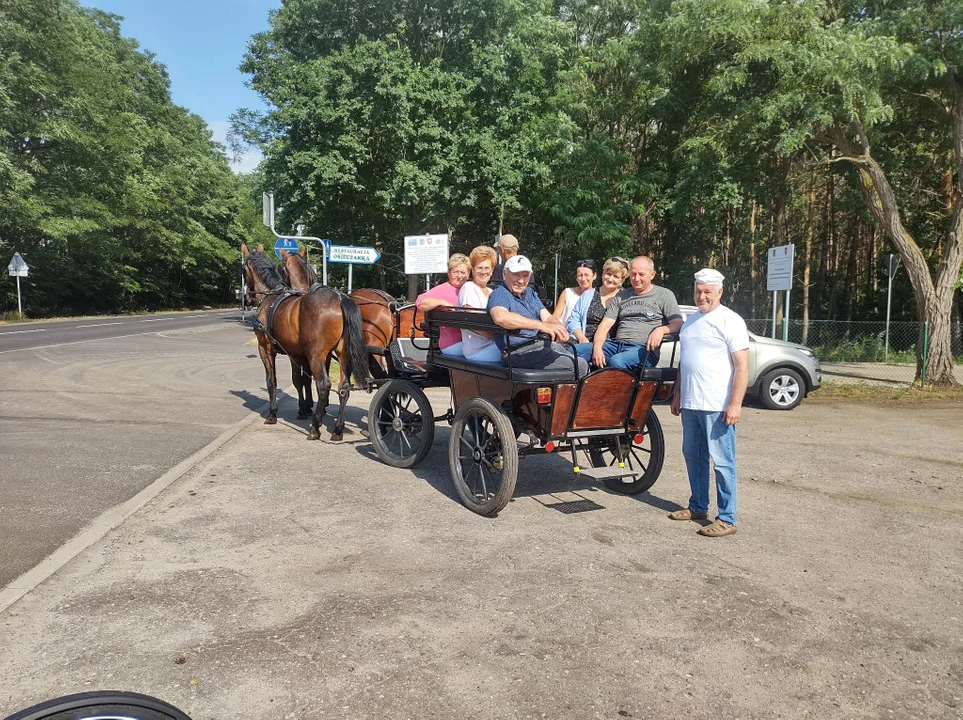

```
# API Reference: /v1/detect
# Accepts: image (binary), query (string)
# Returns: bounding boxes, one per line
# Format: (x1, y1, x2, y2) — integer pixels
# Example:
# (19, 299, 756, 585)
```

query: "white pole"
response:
(16, 275, 22, 318)
(771, 291, 777, 339)
(348, 263, 353, 292)
(885, 272, 894, 362)
(783, 288, 790, 342)
(554, 252, 559, 304)
(425, 274, 430, 292)
(322, 251, 327, 285)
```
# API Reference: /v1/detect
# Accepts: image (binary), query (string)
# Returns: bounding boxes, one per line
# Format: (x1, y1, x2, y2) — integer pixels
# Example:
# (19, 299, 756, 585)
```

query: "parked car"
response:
(657, 306, 822, 410)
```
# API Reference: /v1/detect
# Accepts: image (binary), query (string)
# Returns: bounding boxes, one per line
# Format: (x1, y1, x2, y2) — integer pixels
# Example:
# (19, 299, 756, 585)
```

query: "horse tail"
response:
(339, 293, 371, 386)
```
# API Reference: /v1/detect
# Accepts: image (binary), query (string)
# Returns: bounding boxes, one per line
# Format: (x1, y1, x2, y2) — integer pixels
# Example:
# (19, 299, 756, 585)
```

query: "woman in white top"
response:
(553, 259, 597, 325)
(457, 245, 502, 363)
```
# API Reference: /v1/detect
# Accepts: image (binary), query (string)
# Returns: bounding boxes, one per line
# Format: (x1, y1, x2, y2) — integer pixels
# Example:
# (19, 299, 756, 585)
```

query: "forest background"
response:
(2, 0, 962, 383)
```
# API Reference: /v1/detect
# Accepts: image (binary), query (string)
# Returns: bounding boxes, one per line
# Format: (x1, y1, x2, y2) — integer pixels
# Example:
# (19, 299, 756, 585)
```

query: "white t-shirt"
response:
(558, 287, 581, 325)
(458, 281, 496, 356)
(678, 305, 750, 411)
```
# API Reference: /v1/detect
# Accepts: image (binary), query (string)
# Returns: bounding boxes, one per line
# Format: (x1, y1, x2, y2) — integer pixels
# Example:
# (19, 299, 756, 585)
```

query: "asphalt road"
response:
(0, 309, 243, 353)
(0, 309, 267, 589)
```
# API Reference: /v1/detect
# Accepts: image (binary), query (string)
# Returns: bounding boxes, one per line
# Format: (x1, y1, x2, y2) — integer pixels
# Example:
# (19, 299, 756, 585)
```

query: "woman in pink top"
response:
(415, 253, 470, 353)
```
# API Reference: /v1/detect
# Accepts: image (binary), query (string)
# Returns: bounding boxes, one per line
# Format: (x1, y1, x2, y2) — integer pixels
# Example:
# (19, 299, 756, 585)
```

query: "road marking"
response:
(141, 318, 170, 322)
(0, 328, 46, 335)
(76, 322, 123, 328)
(0, 387, 291, 615)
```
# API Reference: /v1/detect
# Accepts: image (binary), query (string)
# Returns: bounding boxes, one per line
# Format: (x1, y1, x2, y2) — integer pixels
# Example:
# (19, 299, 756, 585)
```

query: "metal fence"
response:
(744, 318, 963, 386)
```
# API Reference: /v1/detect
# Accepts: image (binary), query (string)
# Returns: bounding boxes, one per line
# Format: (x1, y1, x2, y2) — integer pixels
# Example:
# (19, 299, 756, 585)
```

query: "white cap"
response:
(694, 268, 725, 286)
(504, 255, 533, 273)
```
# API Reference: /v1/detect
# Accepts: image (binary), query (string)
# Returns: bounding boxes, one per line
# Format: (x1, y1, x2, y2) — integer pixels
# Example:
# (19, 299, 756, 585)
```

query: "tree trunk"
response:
(802, 168, 816, 345)
(833, 108, 963, 385)
(844, 218, 859, 324)
(749, 200, 757, 318)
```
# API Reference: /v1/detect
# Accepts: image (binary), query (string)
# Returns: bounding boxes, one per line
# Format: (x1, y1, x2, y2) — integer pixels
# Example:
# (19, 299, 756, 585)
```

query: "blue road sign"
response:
(274, 237, 299, 259)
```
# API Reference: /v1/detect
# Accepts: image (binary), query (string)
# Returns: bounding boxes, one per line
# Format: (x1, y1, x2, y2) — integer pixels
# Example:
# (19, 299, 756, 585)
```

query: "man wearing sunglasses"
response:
(580, 256, 682, 371)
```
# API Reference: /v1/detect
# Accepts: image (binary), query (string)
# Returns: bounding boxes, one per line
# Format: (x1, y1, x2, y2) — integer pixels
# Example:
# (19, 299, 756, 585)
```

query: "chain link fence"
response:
(745, 318, 963, 386)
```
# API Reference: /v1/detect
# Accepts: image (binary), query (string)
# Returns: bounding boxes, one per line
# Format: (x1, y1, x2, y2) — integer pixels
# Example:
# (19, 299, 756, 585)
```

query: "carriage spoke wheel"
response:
(586, 409, 665, 495)
(449, 398, 518, 516)
(368, 380, 435, 468)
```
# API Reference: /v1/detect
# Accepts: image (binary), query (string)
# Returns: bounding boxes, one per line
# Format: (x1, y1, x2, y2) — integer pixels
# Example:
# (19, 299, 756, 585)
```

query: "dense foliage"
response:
(0, 0, 271, 316)
(237, 0, 963, 382)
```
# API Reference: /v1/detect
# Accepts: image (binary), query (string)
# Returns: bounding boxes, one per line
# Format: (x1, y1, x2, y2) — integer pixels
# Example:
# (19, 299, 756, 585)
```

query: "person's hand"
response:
(543, 323, 569, 342)
(592, 344, 606, 368)
(647, 325, 667, 351)
(724, 403, 742, 425)
(670, 393, 681, 416)
(574, 330, 588, 344)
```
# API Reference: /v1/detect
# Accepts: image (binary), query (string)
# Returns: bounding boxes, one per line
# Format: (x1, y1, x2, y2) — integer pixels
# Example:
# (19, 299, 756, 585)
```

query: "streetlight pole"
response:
(885, 254, 900, 362)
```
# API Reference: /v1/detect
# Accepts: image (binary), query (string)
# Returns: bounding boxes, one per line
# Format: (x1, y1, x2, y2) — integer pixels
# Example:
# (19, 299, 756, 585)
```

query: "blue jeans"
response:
(681, 409, 737, 525)
(574, 340, 659, 370)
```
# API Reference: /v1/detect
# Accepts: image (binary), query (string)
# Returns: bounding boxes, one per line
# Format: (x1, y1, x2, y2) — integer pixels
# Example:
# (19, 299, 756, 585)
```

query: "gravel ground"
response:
(0, 389, 960, 719)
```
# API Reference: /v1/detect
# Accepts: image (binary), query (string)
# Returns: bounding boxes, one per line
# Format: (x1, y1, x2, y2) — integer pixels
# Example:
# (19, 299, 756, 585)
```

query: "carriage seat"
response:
(389, 338, 431, 374)
(428, 353, 581, 383)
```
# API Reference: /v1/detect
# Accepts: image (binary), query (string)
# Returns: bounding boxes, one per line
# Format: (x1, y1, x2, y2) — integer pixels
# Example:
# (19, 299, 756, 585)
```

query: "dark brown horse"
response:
(243, 244, 370, 441)
(280, 247, 397, 378)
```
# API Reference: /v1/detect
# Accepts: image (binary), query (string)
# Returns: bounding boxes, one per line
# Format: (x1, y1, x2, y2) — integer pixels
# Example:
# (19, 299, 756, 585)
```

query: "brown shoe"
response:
(697, 519, 737, 537)
(668, 508, 708, 521)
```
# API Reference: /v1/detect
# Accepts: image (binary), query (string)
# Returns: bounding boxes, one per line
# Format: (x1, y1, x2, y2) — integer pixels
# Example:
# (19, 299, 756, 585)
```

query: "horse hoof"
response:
(330, 433, 343, 442)
(307, 430, 321, 441)
(264, 417, 277, 425)
(297, 412, 311, 419)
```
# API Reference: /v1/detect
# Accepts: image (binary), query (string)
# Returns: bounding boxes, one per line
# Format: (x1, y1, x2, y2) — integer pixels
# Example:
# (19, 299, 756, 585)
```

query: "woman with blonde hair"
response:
(416, 253, 470, 354)
(569, 256, 629, 351)
(456, 245, 502, 363)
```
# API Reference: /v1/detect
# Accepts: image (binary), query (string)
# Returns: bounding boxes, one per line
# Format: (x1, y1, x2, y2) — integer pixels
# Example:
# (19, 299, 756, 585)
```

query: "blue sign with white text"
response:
(273, 237, 300, 259)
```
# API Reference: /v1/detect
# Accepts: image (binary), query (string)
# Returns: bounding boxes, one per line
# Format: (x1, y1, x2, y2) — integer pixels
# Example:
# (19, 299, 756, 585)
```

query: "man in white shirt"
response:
(669, 268, 750, 537)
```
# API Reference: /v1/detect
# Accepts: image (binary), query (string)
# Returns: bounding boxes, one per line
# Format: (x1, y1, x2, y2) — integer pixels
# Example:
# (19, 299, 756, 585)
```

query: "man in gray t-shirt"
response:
(575, 256, 682, 370)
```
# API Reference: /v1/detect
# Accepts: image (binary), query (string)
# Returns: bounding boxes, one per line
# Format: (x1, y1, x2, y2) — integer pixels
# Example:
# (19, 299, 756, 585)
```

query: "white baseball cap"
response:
(504, 255, 533, 273)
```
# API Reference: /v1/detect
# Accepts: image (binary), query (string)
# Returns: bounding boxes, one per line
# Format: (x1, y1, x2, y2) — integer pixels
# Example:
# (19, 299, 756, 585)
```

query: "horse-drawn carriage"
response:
(367, 306, 676, 516)
(242, 243, 674, 516)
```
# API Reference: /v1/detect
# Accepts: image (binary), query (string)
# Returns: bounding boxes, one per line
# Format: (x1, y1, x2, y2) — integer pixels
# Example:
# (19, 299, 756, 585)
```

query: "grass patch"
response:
(810, 383, 963, 404)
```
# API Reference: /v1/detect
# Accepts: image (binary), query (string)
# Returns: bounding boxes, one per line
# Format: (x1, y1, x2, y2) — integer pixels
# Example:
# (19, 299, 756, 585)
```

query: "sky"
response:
(82, 0, 281, 173)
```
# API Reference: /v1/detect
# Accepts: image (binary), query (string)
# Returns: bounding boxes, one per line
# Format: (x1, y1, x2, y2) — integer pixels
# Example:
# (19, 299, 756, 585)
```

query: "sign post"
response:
(404, 234, 449, 295)
(767, 244, 794, 340)
(327, 244, 381, 292)
(261, 192, 330, 284)
(7, 252, 29, 318)
(885, 253, 900, 362)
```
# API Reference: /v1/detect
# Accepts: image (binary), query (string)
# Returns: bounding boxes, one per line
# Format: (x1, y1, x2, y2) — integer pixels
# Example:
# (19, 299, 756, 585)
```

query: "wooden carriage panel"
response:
(450, 370, 478, 409)
(550, 383, 578, 437)
(570, 368, 636, 430)
(397, 305, 426, 339)
(477, 375, 513, 408)
(627, 382, 657, 431)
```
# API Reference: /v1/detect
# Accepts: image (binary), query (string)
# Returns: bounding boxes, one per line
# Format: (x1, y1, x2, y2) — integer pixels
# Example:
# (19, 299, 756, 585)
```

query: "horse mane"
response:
(246, 251, 287, 290)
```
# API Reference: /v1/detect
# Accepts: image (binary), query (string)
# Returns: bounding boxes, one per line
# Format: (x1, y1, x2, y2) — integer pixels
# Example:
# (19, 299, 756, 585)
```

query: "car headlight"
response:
(800, 348, 815, 358)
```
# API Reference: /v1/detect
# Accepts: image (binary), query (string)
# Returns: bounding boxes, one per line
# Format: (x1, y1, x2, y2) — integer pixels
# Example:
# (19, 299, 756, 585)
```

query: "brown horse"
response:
(242, 244, 370, 441)
(280, 247, 397, 378)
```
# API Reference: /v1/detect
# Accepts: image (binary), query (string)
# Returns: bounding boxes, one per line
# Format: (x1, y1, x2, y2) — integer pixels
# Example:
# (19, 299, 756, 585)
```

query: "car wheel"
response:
(759, 367, 805, 410)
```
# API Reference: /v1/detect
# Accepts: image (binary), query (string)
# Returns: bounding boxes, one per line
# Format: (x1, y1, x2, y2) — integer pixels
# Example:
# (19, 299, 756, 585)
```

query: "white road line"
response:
(76, 322, 123, 328)
(141, 318, 170, 322)
(0, 328, 46, 335)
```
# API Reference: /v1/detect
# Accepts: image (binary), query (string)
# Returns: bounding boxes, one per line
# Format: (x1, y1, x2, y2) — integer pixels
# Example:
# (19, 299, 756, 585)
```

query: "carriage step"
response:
(577, 468, 639, 482)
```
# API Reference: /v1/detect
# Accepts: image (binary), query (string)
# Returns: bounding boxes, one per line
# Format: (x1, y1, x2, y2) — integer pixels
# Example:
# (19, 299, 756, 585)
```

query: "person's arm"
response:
(539, 307, 569, 341)
(489, 306, 567, 342)
(646, 316, 684, 350)
(670, 367, 682, 416)
(418, 295, 454, 311)
(725, 349, 749, 425)
(552, 289, 568, 321)
(567, 290, 589, 341)
(591, 316, 616, 367)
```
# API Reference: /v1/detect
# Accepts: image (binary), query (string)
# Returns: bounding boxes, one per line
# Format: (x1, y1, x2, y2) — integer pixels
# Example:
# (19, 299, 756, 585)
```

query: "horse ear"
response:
(257, 243, 264, 252)
(241, 243, 249, 257)
(299, 245, 307, 257)
(279, 249, 289, 259)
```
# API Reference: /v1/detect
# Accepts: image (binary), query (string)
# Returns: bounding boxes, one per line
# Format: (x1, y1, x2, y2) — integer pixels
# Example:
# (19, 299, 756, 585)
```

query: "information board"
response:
(404, 234, 449, 274)
(767, 244, 794, 291)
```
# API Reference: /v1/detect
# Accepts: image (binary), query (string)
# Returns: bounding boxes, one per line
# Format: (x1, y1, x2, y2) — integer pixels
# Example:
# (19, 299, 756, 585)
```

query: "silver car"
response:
(658, 305, 822, 410)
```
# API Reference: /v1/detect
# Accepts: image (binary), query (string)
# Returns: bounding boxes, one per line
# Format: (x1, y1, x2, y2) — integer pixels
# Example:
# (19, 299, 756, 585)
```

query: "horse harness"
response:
(251, 288, 302, 357)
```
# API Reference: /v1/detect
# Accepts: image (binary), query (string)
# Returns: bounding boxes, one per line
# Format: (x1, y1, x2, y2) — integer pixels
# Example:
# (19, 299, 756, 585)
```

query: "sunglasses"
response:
(609, 257, 629, 269)
(576, 259, 596, 269)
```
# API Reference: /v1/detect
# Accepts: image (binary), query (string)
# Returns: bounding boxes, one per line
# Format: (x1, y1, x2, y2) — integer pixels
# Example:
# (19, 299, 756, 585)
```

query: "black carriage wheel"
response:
(368, 380, 435, 468)
(448, 398, 518, 516)
(3, 691, 191, 720)
(587, 409, 665, 495)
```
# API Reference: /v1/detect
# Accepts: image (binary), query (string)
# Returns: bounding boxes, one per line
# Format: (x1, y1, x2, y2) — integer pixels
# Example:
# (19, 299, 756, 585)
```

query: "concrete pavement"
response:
(1, 390, 960, 719)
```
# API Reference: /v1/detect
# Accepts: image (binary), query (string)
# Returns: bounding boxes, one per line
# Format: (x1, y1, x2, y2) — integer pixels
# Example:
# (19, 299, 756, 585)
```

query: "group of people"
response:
(415, 234, 749, 538)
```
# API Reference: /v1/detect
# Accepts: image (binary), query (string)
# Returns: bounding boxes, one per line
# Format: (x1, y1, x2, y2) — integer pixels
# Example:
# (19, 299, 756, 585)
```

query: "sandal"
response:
(668, 508, 708, 521)
(697, 520, 737, 537)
